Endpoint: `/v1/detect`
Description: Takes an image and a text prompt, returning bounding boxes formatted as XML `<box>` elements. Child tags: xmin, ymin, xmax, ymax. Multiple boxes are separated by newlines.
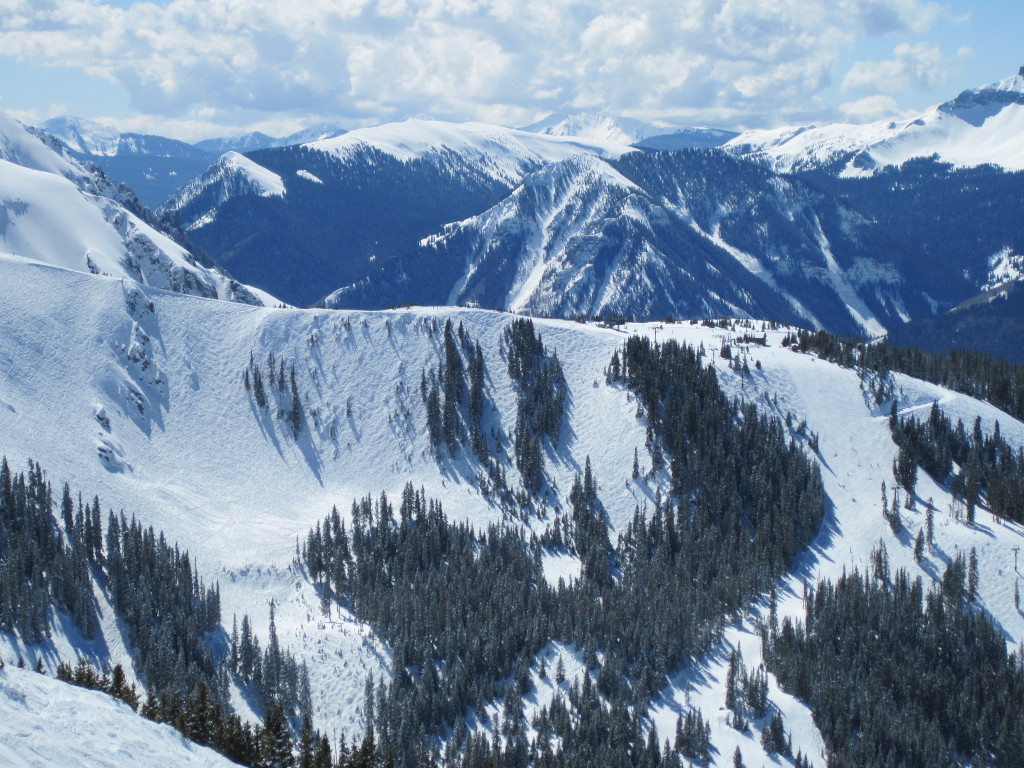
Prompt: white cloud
<box><xmin>842</xmin><ymin>42</ymin><xmax>947</xmax><ymax>94</ymax></box>
<box><xmin>839</xmin><ymin>94</ymin><xmax>911</xmax><ymax>121</ymax></box>
<box><xmin>0</xmin><ymin>0</ymin><xmax>949</xmax><ymax>131</ymax></box>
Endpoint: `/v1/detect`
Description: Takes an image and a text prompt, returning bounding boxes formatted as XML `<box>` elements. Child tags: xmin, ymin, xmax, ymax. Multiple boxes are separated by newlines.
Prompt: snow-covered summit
<box><xmin>520</xmin><ymin>112</ymin><xmax>670</xmax><ymax>145</ymax></box>
<box><xmin>160</xmin><ymin>150</ymin><xmax>286</xmax><ymax>223</ymax></box>
<box><xmin>307</xmin><ymin>118</ymin><xmax>635</xmax><ymax>186</ymax></box>
<box><xmin>726</xmin><ymin>66</ymin><xmax>1024</xmax><ymax>174</ymax></box>
<box><xmin>38</xmin><ymin>115</ymin><xmax>124</xmax><ymax>156</ymax></box>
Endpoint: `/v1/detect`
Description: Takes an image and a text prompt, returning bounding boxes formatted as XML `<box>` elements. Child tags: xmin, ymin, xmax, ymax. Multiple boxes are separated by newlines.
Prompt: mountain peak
<box><xmin>520</xmin><ymin>112</ymin><xmax>671</xmax><ymax>145</ymax></box>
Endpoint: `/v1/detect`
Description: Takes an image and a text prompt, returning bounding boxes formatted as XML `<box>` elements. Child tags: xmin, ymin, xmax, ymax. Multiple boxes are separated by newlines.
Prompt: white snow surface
<box><xmin>0</xmin><ymin>665</ymin><xmax>239</xmax><ymax>767</ymax></box>
<box><xmin>0</xmin><ymin>111</ymin><xmax>274</xmax><ymax>306</ymax></box>
<box><xmin>2</xmin><ymin>256</ymin><xmax>1024</xmax><ymax>764</ymax></box>
<box><xmin>306</xmin><ymin>118</ymin><xmax>635</xmax><ymax>186</ymax></box>
<box><xmin>726</xmin><ymin>69</ymin><xmax>1024</xmax><ymax>174</ymax></box>
<box><xmin>220</xmin><ymin>151</ymin><xmax>286</xmax><ymax>197</ymax></box>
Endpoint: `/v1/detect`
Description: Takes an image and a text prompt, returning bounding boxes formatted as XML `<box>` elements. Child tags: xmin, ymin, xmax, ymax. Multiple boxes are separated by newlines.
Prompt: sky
<box><xmin>0</xmin><ymin>0</ymin><xmax>1021</xmax><ymax>141</ymax></box>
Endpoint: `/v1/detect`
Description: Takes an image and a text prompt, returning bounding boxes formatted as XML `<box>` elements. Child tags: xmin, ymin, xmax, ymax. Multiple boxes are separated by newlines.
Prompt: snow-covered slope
<box><xmin>0</xmin><ymin>112</ymin><xmax>272</xmax><ymax>305</ymax></box>
<box><xmin>2</xmin><ymin>254</ymin><xmax>1023</xmax><ymax>766</ymax></box>
<box><xmin>726</xmin><ymin>66</ymin><xmax>1024</xmax><ymax>174</ymax></box>
<box><xmin>0</xmin><ymin>665</ymin><xmax>239</xmax><ymax>767</ymax></box>
<box><xmin>168</xmin><ymin>151</ymin><xmax>286</xmax><ymax>219</ymax></box>
<box><xmin>306</xmin><ymin>118</ymin><xmax>634</xmax><ymax>186</ymax></box>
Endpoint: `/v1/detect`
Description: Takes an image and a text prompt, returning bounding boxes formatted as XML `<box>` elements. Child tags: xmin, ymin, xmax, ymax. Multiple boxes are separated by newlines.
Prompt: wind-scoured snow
<box><xmin>2</xmin><ymin>256</ymin><xmax>1023</xmax><ymax>764</ymax></box>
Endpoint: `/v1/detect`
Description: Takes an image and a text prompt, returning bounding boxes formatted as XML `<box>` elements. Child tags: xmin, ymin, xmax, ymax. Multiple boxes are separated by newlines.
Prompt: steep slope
<box><xmin>329</xmin><ymin>150</ymin><xmax>915</xmax><ymax>337</ymax></box>
<box><xmin>726</xmin><ymin>66</ymin><xmax>1024</xmax><ymax>175</ymax></box>
<box><xmin>0</xmin><ymin>112</ymin><xmax>271</xmax><ymax>305</ymax></box>
<box><xmin>159</xmin><ymin>121</ymin><xmax>634</xmax><ymax>307</ymax></box>
<box><xmin>0</xmin><ymin>666</ymin><xmax>239</xmax><ymax>767</ymax></box>
<box><xmin>886</xmin><ymin>280</ymin><xmax>1024</xmax><ymax>363</ymax></box>
<box><xmin>2</xmin><ymin>255</ymin><xmax>1024</xmax><ymax>766</ymax></box>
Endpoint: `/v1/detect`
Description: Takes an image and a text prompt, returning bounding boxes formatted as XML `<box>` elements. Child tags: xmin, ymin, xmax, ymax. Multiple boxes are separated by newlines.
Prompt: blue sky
<box><xmin>0</xmin><ymin>0</ymin><xmax>1020</xmax><ymax>141</ymax></box>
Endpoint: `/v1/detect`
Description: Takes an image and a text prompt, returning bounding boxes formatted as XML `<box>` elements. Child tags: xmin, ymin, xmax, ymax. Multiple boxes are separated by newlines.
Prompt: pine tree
<box><xmin>290</xmin><ymin>366</ymin><xmax>302</xmax><ymax>439</ymax></box>
<box><xmin>259</xmin><ymin>701</ymin><xmax>294</xmax><ymax>768</ymax></box>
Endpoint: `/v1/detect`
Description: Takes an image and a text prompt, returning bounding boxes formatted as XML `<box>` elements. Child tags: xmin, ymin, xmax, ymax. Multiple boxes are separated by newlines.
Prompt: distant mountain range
<box><xmin>145</xmin><ymin>68</ymin><xmax>1023</xmax><ymax>353</ymax></box>
<box><xmin>724</xmin><ymin>66</ymin><xmax>1024</xmax><ymax>174</ymax></box>
<box><xmin>22</xmin><ymin>68</ymin><xmax>1024</xmax><ymax>358</ymax></box>
<box><xmin>35</xmin><ymin>117</ymin><xmax>347</xmax><ymax>208</ymax></box>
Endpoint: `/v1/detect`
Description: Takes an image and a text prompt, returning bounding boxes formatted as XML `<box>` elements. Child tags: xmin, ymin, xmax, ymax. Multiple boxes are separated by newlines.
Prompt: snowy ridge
<box><xmin>307</xmin><ymin>118</ymin><xmax>634</xmax><ymax>186</ymax></box>
<box><xmin>168</xmin><ymin>151</ymin><xmax>285</xmax><ymax>213</ymax></box>
<box><xmin>2</xmin><ymin>255</ymin><xmax>1024</xmax><ymax>765</ymax></box>
<box><xmin>726</xmin><ymin>66</ymin><xmax>1024</xmax><ymax>174</ymax></box>
<box><xmin>0</xmin><ymin>112</ymin><xmax>273</xmax><ymax>305</ymax></box>
<box><xmin>219</xmin><ymin>152</ymin><xmax>285</xmax><ymax>197</ymax></box>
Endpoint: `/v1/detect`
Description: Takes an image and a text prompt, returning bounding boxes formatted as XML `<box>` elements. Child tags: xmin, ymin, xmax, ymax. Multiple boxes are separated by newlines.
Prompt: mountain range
<box><xmin>36</xmin><ymin>116</ymin><xmax>348</xmax><ymax>208</ymax></box>
<box><xmin>1</xmin><ymin>68</ymin><xmax>1024</xmax><ymax>766</ymax></box>
<box><xmin>145</xmin><ymin>69</ymin><xmax>1024</xmax><ymax>351</ymax></box>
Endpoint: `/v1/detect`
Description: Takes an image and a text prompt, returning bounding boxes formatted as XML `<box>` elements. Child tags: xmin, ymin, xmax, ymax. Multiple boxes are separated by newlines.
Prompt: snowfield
<box><xmin>0</xmin><ymin>664</ymin><xmax>239</xmax><ymax>767</ymax></box>
<box><xmin>1</xmin><ymin>254</ymin><xmax>1023</xmax><ymax>765</ymax></box>
<box><xmin>0</xmin><ymin>112</ymin><xmax>275</xmax><ymax>306</ymax></box>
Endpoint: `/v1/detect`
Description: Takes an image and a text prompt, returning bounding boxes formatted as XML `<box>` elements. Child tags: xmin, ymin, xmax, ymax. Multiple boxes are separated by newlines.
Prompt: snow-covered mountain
<box><xmin>726</xmin><ymin>66</ymin><xmax>1024</xmax><ymax>175</ymax></box>
<box><xmin>158</xmin><ymin>72</ymin><xmax>1024</xmax><ymax>337</ymax></box>
<box><xmin>520</xmin><ymin>112</ymin><xmax>672</xmax><ymax>145</ymax></box>
<box><xmin>193</xmin><ymin>122</ymin><xmax>348</xmax><ymax>154</ymax></box>
<box><xmin>0</xmin><ymin>112</ymin><xmax>272</xmax><ymax>305</ymax></box>
<box><xmin>37</xmin><ymin>116</ymin><xmax>220</xmax><ymax>208</ymax></box>
<box><xmin>193</xmin><ymin>131</ymin><xmax>279</xmax><ymax>155</ymax></box>
<box><xmin>305</xmin><ymin>118</ymin><xmax>633</xmax><ymax>184</ymax></box>
<box><xmin>325</xmin><ymin>148</ymin><xmax>941</xmax><ymax>337</ymax></box>
<box><xmin>2</xmin><ymin>252</ymin><xmax>1024</xmax><ymax>764</ymax></box>
<box><xmin>157</xmin><ymin>119</ymin><xmax>636</xmax><ymax>308</ymax></box>
<box><xmin>168</xmin><ymin>151</ymin><xmax>286</xmax><ymax>227</ymax></box>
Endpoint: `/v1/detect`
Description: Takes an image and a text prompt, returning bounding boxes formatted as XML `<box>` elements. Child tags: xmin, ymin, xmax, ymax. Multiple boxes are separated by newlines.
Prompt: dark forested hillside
<box><xmin>767</xmin><ymin>566</ymin><xmax>1024</xmax><ymax>768</ymax></box>
<box><xmin>177</xmin><ymin>145</ymin><xmax>513</xmax><ymax>307</ymax></box>
<box><xmin>302</xmin><ymin>334</ymin><xmax>826</xmax><ymax>766</ymax></box>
